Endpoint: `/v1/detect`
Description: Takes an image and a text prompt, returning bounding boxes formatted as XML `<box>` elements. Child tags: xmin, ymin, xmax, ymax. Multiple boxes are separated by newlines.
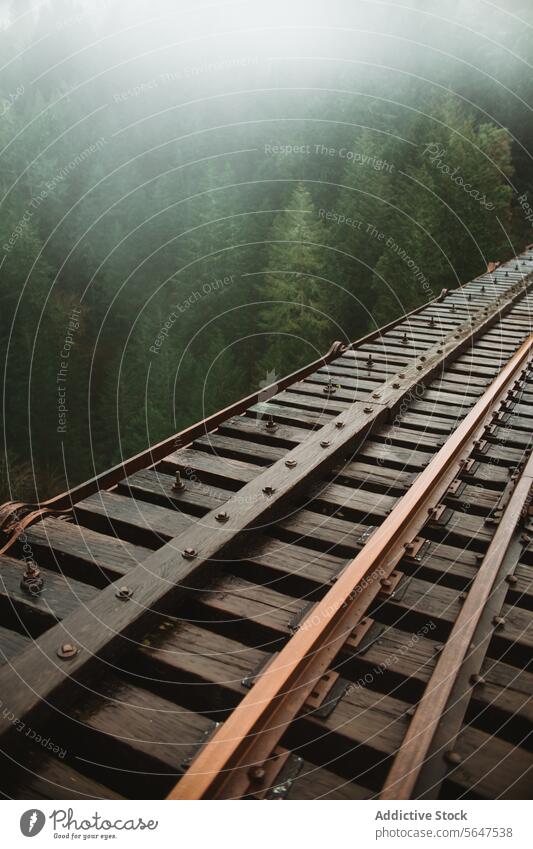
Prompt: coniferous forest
<box><xmin>1</xmin><ymin>0</ymin><xmax>532</xmax><ymax>502</ymax></box>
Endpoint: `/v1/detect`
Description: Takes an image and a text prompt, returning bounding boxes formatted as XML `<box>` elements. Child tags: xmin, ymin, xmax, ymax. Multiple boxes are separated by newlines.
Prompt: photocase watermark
<box><xmin>347</xmin><ymin>620</ymin><xmax>436</xmax><ymax>694</ymax></box>
<box><xmin>264</xmin><ymin>143</ymin><xmax>394</xmax><ymax>172</ymax></box>
<box><xmin>150</xmin><ymin>274</ymin><xmax>234</xmax><ymax>355</ymax></box>
<box><xmin>318</xmin><ymin>207</ymin><xmax>364</xmax><ymax>230</ymax></box>
<box><xmin>56</xmin><ymin>306</ymin><xmax>82</xmax><ymax>434</ymax></box>
<box><xmin>112</xmin><ymin>57</ymin><xmax>261</xmax><ymax>103</ymax></box>
<box><xmin>2</xmin><ymin>138</ymin><xmax>107</xmax><ymax>256</ymax></box>
<box><xmin>0</xmin><ymin>698</ymin><xmax>67</xmax><ymax>760</ymax></box>
<box><xmin>19</xmin><ymin>806</ymin><xmax>159</xmax><ymax>838</ymax></box>
<box><xmin>0</xmin><ymin>84</ymin><xmax>24</xmax><ymax>117</ymax></box>
<box><xmin>422</xmin><ymin>142</ymin><xmax>495</xmax><ymax>210</ymax></box>
<box><xmin>368</xmin><ymin>223</ymin><xmax>433</xmax><ymax>298</ymax></box>
<box><xmin>517</xmin><ymin>193</ymin><xmax>533</xmax><ymax>228</ymax></box>
<box><xmin>20</xmin><ymin>809</ymin><xmax>46</xmax><ymax>838</ymax></box>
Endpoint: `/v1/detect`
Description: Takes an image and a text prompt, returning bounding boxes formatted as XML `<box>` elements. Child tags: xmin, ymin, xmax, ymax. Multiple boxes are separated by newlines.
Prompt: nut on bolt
<box><xmin>285</xmin><ymin>459</ymin><xmax>297</xmax><ymax>469</ymax></box>
<box><xmin>215</xmin><ymin>511</ymin><xmax>229</xmax><ymax>522</ymax></box>
<box><xmin>116</xmin><ymin>586</ymin><xmax>133</xmax><ymax>600</ymax></box>
<box><xmin>182</xmin><ymin>547</ymin><xmax>197</xmax><ymax>560</ymax></box>
<box><xmin>57</xmin><ymin>643</ymin><xmax>78</xmax><ymax>660</ymax></box>
<box><xmin>444</xmin><ymin>751</ymin><xmax>462</xmax><ymax>766</ymax></box>
<box><xmin>262</xmin><ymin>485</ymin><xmax>276</xmax><ymax>497</ymax></box>
<box><xmin>172</xmin><ymin>471</ymin><xmax>186</xmax><ymax>492</ymax></box>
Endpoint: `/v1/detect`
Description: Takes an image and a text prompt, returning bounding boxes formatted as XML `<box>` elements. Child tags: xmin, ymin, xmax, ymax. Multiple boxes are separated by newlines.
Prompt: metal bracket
<box><xmin>427</xmin><ymin>504</ymin><xmax>454</xmax><ymax>527</ymax></box>
<box><xmin>344</xmin><ymin>618</ymin><xmax>385</xmax><ymax>656</ymax></box>
<box><xmin>180</xmin><ymin>721</ymin><xmax>221</xmax><ymax>771</ymax></box>
<box><xmin>242</xmin><ymin>652</ymin><xmax>279</xmax><ymax>690</ymax></box>
<box><xmin>402</xmin><ymin>536</ymin><xmax>431</xmax><ymax>562</ymax></box>
<box><xmin>303</xmin><ymin>670</ymin><xmax>350</xmax><ymax>719</ymax></box>
<box><xmin>265</xmin><ymin>751</ymin><xmax>305</xmax><ymax>800</ymax></box>
<box><xmin>378</xmin><ymin>570</ymin><xmax>405</xmax><ymax>599</ymax></box>
<box><xmin>288</xmin><ymin>601</ymin><xmax>316</xmax><ymax>634</ymax></box>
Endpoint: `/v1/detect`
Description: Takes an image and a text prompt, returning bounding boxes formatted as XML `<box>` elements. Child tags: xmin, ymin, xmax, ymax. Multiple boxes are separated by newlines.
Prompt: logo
<box><xmin>20</xmin><ymin>810</ymin><xmax>46</xmax><ymax>837</ymax></box>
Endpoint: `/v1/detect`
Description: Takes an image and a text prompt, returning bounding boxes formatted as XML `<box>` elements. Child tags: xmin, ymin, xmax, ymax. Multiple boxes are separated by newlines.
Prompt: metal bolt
<box><xmin>392</xmin><ymin>381</ymin><xmax>400</xmax><ymax>389</ymax></box>
<box><xmin>380</xmin><ymin>578</ymin><xmax>392</xmax><ymax>589</ymax></box>
<box><xmin>323</xmin><ymin>381</ymin><xmax>336</xmax><ymax>396</ymax></box>
<box><xmin>420</xmin><ymin>356</ymin><xmax>426</xmax><ymax>362</ymax></box>
<box><xmin>401</xmin><ymin>332</ymin><xmax>408</xmax><ymax>345</ymax></box>
<box><xmin>470</xmin><ymin>673</ymin><xmax>485</xmax><ymax>686</ymax></box>
<box><xmin>505</xmin><ymin>574</ymin><xmax>518</xmax><ymax>585</ymax></box>
<box><xmin>115</xmin><ymin>586</ymin><xmax>133</xmax><ymax>600</ymax></box>
<box><xmin>172</xmin><ymin>471</ymin><xmax>186</xmax><ymax>492</ymax></box>
<box><xmin>20</xmin><ymin>563</ymin><xmax>44</xmax><ymax>596</ymax></box>
<box><xmin>434</xmin><ymin>644</ymin><xmax>444</xmax><ymax>653</ymax></box>
<box><xmin>262</xmin><ymin>486</ymin><xmax>276</xmax><ymax>496</ymax></box>
<box><xmin>492</xmin><ymin>616</ymin><xmax>505</xmax><ymax>629</ymax></box>
<box><xmin>406</xmin><ymin>706</ymin><xmax>416</xmax><ymax>717</ymax></box>
<box><xmin>444</xmin><ymin>751</ymin><xmax>462</xmax><ymax>766</ymax></box>
<box><xmin>285</xmin><ymin>459</ymin><xmax>297</xmax><ymax>469</ymax></box>
<box><xmin>57</xmin><ymin>643</ymin><xmax>78</xmax><ymax>660</ymax></box>
<box><xmin>215</xmin><ymin>511</ymin><xmax>229</xmax><ymax>522</ymax></box>
<box><xmin>182</xmin><ymin>548</ymin><xmax>197</xmax><ymax>559</ymax></box>
<box><xmin>248</xmin><ymin>765</ymin><xmax>266</xmax><ymax>784</ymax></box>
<box><xmin>364</xmin><ymin>406</ymin><xmax>373</xmax><ymax>413</ymax></box>
<box><xmin>372</xmin><ymin>392</ymin><xmax>381</xmax><ymax>399</ymax></box>
<box><xmin>335</xmin><ymin>420</ymin><xmax>344</xmax><ymax>428</ymax></box>
<box><xmin>320</xmin><ymin>440</ymin><xmax>330</xmax><ymax>448</ymax></box>
<box><xmin>458</xmin><ymin>593</ymin><xmax>467</xmax><ymax>603</ymax></box>
<box><xmin>265</xmin><ymin>416</ymin><xmax>278</xmax><ymax>432</ymax></box>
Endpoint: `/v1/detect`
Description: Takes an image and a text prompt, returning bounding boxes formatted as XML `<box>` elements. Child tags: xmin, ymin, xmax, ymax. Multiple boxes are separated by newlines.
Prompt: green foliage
<box><xmin>0</xmin><ymin>1</ymin><xmax>529</xmax><ymax>501</ymax></box>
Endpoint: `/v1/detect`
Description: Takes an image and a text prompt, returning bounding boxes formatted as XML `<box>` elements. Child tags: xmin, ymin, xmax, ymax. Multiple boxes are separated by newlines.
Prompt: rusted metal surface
<box><xmin>381</xmin><ymin>445</ymin><xmax>533</xmax><ymax>800</ymax></box>
<box><xmin>169</xmin><ymin>334</ymin><xmax>533</xmax><ymax>800</ymax></box>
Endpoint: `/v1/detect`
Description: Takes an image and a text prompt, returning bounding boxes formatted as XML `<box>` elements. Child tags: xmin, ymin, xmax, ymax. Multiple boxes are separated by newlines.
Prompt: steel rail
<box><xmin>0</xmin><ymin>267</ymin><xmax>529</xmax><ymax>762</ymax></box>
<box><xmin>0</xmin><ymin>287</ymin><xmax>456</xmax><ymax>524</ymax></box>
<box><xmin>169</xmin><ymin>333</ymin><xmax>533</xmax><ymax>800</ymax></box>
<box><xmin>380</xmin><ymin>436</ymin><xmax>533</xmax><ymax>800</ymax></box>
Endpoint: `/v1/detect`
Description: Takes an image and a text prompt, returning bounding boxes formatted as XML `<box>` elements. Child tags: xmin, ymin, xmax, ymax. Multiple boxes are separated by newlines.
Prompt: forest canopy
<box><xmin>1</xmin><ymin>0</ymin><xmax>532</xmax><ymax>501</ymax></box>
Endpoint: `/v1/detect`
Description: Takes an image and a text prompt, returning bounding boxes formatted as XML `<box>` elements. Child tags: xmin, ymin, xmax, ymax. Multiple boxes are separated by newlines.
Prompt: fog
<box><xmin>1</xmin><ymin>0</ymin><xmax>532</xmax><ymax>499</ymax></box>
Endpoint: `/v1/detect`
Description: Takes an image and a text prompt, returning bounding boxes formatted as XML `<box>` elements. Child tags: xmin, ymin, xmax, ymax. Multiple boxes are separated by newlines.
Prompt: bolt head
<box><xmin>57</xmin><ymin>643</ymin><xmax>78</xmax><ymax>660</ymax></box>
<box><xmin>182</xmin><ymin>548</ymin><xmax>197</xmax><ymax>559</ymax></box>
<box><xmin>215</xmin><ymin>511</ymin><xmax>229</xmax><ymax>522</ymax></box>
<box><xmin>248</xmin><ymin>765</ymin><xmax>266</xmax><ymax>784</ymax></box>
<box><xmin>492</xmin><ymin>616</ymin><xmax>505</xmax><ymax>629</ymax></box>
<box><xmin>262</xmin><ymin>486</ymin><xmax>276</xmax><ymax>496</ymax></box>
<box><xmin>320</xmin><ymin>440</ymin><xmax>330</xmax><ymax>448</ymax></box>
<box><xmin>444</xmin><ymin>751</ymin><xmax>462</xmax><ymax>766</ymax></box>
<box><xmin>116</xmin><ymin>586</ymin><xmax>133</xmax><ymax>600</ymax></box>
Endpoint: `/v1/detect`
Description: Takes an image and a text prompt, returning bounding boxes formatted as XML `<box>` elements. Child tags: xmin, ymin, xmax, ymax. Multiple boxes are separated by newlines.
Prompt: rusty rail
<box><xmin>381</xmin><ymin>439</ymin><xmax>533</xmax><ymax>800</ymax></box>
<box><xmin>169</xmin><ymin>333</ymin><xmax>533</xmax><ymax>800</ymax></box>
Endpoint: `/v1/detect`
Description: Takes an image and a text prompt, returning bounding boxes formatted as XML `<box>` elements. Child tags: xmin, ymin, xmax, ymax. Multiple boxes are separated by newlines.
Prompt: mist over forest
<box><xmin>1</xmin><ymin>0</ymin><xmax>532</xmax><ymax>502</ymax></box>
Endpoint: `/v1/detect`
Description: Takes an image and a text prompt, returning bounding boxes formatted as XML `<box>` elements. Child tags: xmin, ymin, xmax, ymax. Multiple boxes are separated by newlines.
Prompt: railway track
<box><xmin>0</xmin><ymin>249</ymin><xmax>532</xmax><ymax>801</ymax></box>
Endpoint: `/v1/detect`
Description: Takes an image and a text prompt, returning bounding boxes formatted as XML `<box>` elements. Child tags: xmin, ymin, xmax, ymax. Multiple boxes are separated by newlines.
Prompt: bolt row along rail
<box><xmin>0</xmin><ymin>248</ymin><xmax>532</xmax><ymax>800</ymax></box>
